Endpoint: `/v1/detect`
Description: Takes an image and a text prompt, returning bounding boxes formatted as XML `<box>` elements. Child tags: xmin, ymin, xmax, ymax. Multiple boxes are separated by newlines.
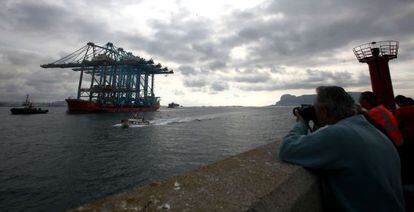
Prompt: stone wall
<box><xmin>70</xmin><ymin>141</ymin><xmax>322</xmax><ymax>211</ymax></box>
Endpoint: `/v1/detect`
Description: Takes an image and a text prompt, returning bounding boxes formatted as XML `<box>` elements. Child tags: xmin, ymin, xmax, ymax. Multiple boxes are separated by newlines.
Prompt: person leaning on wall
<box><xmin>279</xmin><ymin>86</ymin><xmax>405</xmax><ymax>212</ymax></box>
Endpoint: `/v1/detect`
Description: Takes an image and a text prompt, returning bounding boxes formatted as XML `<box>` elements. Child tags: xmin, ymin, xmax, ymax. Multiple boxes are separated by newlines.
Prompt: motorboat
<box><xmin>168</xmin><ymin>102</ymin><xmax>180</xmax><ymax>108</ymax></box>
<box><xmin>121</xmin><ymin>114</ymin><xmax>150</xmax><ymax>128</ymax></box>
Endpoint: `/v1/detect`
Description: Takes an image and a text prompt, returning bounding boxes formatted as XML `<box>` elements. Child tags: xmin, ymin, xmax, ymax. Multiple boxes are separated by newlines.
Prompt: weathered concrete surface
<box><xmin>70</xmin><ymin>141</ymin><xmax>322</xmax><ymax>212</ymax></box>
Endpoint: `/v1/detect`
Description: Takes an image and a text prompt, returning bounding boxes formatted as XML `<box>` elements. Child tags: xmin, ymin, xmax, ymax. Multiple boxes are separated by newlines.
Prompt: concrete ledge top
<box><xmin>71</xmin><ymin>141</ymin><xmax>321</xmax><ymax>211</ymax></box>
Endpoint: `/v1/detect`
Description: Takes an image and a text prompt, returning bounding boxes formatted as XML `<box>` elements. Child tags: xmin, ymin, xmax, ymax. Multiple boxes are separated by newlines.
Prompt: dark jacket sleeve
<box><xmin>279</xmin><ymin>122</ymin><xmax>347</xmax><ymax>170</ymax></box>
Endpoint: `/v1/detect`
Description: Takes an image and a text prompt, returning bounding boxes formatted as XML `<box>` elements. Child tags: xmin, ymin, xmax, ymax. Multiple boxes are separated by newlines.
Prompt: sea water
<box><xmin>0</xmin><ymin>106</ymin><xmax>295</xmax><ymax>211</ymax></box>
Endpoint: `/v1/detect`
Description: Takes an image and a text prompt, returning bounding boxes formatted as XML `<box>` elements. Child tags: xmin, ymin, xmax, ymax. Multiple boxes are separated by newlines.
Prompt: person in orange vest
<box><xmin>395</xmin><ymin>95</ymin><xmax>414</xmax><ymax>211</ymax></box>
<box><xmin>395</xmin><ymin>95</ymin><xmax>414</xmax><ymax>144</ymax></box>
<box><xmin>359</xmin><ymin>91</ymin><xmax>404</xmax><ymax>147</ymax></box>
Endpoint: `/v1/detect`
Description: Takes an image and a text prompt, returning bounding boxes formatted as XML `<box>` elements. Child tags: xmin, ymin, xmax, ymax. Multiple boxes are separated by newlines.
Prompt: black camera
<box><xmin>292</xmin><ymin>104</ymin><xmax>317</xmax><ymax>123</ymax></box>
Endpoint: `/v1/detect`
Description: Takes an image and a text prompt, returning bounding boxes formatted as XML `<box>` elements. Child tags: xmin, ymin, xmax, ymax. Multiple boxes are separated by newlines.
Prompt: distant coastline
<box><xmin>275</xmin><ymin>92</ymin><xmax>361</xmax><ymax>106</ymax></box>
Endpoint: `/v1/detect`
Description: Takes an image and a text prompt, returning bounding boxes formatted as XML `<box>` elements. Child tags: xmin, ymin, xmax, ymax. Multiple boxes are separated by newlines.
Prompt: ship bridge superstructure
<box><xmin>41</xmin><ymin>42</ymin><xmax>173</xmax><ymax>107</ymax></box>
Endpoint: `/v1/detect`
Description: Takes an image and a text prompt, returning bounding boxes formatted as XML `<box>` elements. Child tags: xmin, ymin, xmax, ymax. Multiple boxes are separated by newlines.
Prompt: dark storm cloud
<box><xmin>0</xmin><ymin>50</ymin><xmax>78</xmax><ymax>101</ymax></box>
<box><xmin>152</xmin><ymin>0</ymin><xmax>412</xmax><ymax>92</ymax></box>
<box><xmin>183</xmin><ymin>78</ymin><xmax>207</xmax><ymax>88</ymax></box>
<box><xmin>398</xmin><ymin>44</ymin><xmax>414</xmax><ymax>62</ymax></box>
<box><xmin>208</xmin><ymin>0</ymin><xmax>414</xmax><ymax>93</ymax></box>
<box><xmin>0</xmin><ymin>46</ymin><xmax>79</xmax><ymax>101</ymax></box>
<box><xmin>124</xmin><ymin>12</ymin><xmax>230</xmax><ymax>65</ymax></box>
<box><xmin>0</xmin><ymin>70</ymin><xmax>78</xmax><ymax>101</ymax></box>
<box><xmin>1</xmin><ymin>49</ymin><xmax>44</xmax><ymax>66</ymax></box>
<box><xmin>0</xmin><ymin>0</ymin><xmax>413</xmax><ymax>101</ymax></box>
<box><xmin>0</xmin><ymin>71</ymin><xmax>17</xmax><ymax>79</ymax></box>
<box><xmin>5</xmin><ymin>2</ymin><xmax>68</xmax><ymax>31</ymax></box>
<box><xmin>23</xmin><ymin>69</ymin><xmax>78</xmax><ymax>99</ymax></box>
<box><xmin>210</xmin><ymin>81</ymin><xmax>229</xmax><ymax>92</ymax></box>
<box><xmin>221</xmin><ymin>0</ymin><xmax>414</xmax><ymax>68</ymax></box>
<box><xmin>0</xmin><ymin>0</ymin><xmax>113</xmax><ymax>44</ymax></box>
<box><xmin>305</xmin><ymin>69</ymin><xmax>353</xmax><ymax>83</ymax></box>
<box><xmin>0</xmin><ymin>0</ymin><xmax>117</xmax><ymax>101</ymax></box>
<box><xmin>208</xmin><ymin>60</ymin><xmax>226</xmax><ymax>70</ymax></box>
<box><xmin>270</xmin><ymin>66</ymin><xmax>287</xmax><ymax>74</ymax></box>
<box><xmin>237</xmin><ymin>69</ymin><xmax>370</xmax><ymax>91</ymax></box>
<box><xmin>178</xmin><ymin>65</ymin><xmax>197</xmax><ymax>75</ymax></box>
<box><xmin>232</xmin><ymin>71</ymin><xmax>270</xmax><ymax>83</ymax></box>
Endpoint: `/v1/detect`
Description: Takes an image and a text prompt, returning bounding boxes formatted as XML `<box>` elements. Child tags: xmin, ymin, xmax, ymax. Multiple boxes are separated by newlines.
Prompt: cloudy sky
<box><xmin>0</xmin><ymin>0</ymin><xmax>413</xmax><ymax>106</ymax></box>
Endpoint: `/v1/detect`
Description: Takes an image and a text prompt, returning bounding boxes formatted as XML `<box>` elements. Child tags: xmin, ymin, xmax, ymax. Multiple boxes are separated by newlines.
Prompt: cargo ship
<box><xmin>41</xmin><ymin>42</ymin><xmax>173</xmax><ymax>113</ymax></box>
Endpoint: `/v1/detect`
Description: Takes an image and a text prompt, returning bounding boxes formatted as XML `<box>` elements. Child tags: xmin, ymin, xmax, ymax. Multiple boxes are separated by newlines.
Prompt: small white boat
<box><xmin>121</xmin><ymin>115</ymin><xmax>150</xmax><ymax>128</ymax></box>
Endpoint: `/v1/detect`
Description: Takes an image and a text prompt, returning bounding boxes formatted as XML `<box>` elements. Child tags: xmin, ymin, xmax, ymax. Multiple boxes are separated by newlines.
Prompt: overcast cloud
<box><xmin>0</xmin><ymin>0</ymin><xmax>413</xmax><ymax>105</ymax></box>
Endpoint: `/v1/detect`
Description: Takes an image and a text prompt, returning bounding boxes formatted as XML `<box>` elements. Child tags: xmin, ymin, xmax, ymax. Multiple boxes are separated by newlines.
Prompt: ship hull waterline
<box><xmin>10</xmin><ymin>108</ymin><xmax>49</xmax><ymax>115</ymax></box>
<box><xmin>65</xmin><ymin>99</ymin><xmax>160</xmax><ymax>113</ymax></box>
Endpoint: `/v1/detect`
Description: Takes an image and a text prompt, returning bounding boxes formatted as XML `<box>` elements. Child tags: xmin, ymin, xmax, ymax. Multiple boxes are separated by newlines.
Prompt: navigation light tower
<box><xmin>353</xmin><ymin>40</ymin><xmax>399</xmax><ymax>110</ymax></box>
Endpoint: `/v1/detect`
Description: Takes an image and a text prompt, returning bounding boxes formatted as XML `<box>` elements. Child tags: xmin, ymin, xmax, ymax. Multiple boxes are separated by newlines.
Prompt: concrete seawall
<box><xmin>71</xmin><ymin>141</ymin><xmax>322</xmax><ymax>211</ymax></box>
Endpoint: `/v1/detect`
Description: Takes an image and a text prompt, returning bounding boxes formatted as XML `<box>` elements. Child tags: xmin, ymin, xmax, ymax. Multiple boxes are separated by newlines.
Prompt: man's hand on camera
<box><xmin>294</xmin><ymin>110</ymin><xmax>306</xmax><ymax>124</ymax></box>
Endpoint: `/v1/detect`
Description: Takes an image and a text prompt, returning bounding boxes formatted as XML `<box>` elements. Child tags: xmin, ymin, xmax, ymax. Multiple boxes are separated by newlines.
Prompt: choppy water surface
<box><xmin>0</xmin><ymin>106</ymin><xmax>294</xmax><ymax>211</ymax></box>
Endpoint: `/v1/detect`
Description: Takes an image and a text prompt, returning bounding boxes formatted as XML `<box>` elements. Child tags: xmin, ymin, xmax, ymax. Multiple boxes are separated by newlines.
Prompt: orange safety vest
<box><xmin>368</xmin><ymin>105</ymin><xmax>404</xmax><ymax>146</ymax></box>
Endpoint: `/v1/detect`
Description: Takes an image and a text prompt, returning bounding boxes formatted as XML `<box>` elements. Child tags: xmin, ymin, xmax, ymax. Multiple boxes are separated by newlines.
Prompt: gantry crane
<box><xmin>41</xmin><ymin>42</ymin><xmax>173</xmax><ymax>112</ymax></box>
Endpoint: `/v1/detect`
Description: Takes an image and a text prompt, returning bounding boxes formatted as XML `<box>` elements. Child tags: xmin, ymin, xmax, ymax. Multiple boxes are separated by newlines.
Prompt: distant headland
<box><xmin>275</xmin><ymin>92</ymin><xmax>361</xmax><ymax>106</ymax></box>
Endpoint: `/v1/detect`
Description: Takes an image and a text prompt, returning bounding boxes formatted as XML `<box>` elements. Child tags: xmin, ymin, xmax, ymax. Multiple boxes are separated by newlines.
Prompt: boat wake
<box><xmin>113</xmin><ymin>113</ymin><xmax>224</xmax><ymax>128</ymax></box>
<box><xmin>151</xmin><ymin>114</ymin><xmax>218</xmax><ymax>126</ymax></box>
<box><xmin>113</xmin><ymin>123</ymin><xmax>148</xmax><ymax>128</ymax></box>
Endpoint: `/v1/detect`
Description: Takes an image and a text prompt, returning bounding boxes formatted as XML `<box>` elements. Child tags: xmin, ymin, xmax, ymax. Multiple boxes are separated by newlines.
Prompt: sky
<box><xmin>0</xmin><ymin>0</ymin><xmax>413</xmax><ymax>106</ymax></box>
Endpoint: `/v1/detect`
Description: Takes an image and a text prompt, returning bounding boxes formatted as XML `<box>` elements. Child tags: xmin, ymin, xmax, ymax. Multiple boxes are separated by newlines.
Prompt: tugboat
<box><xmin>10</xmin><ymin>95</ymin><xmax>49</xmax><ymax>115</ymax></box>
<box><xmin>168</xmin><ymin>102</ymin><xmax>180</xmax><ymax>108</ymax></box>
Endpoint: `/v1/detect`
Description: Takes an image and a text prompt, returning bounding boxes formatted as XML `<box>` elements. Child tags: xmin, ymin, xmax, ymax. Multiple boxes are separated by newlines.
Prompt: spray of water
<box><xmin>113</xmin><ymin>113</ymin><xmax>228</xmax><ymax>128</ymax></box>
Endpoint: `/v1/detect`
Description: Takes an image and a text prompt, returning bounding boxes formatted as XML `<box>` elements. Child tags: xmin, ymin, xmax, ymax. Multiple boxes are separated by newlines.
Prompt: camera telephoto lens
<box><xmin>292</xmin><ymin>104</ymin><xmax>317</xmax><ymax>123</ymax></box>
<box><xmin>292</xmin><ymin>107</ymin><xmax>300</xmax><ymax>116</ymax></box>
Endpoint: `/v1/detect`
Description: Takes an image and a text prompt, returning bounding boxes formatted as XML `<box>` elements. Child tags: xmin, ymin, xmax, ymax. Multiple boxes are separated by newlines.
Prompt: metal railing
<box><xmin>353</xmin><ymin>40</ymin><xmax>399</xmax><ymax>62</ymax></box>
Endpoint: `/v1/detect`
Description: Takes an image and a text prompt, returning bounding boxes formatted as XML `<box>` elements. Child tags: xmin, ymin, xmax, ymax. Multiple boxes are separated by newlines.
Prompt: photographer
<box><xmin>279</xmin><ymin>86</ymin><xmax>405</xmax><ymax>212</ymax></box>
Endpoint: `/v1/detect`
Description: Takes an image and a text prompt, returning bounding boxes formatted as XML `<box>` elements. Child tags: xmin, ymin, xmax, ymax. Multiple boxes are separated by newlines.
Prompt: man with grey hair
<box><xmin>279</xmin><ymin>86</ymin><xmax>405</xmax><ymax>212</ymax></box>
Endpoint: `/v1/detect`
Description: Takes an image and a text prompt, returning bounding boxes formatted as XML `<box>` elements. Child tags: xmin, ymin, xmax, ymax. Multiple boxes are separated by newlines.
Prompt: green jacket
<box><xmin>280</xmin><ymin>115</ymin><xmax>405</xmax><ymax>212</ymax></box>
